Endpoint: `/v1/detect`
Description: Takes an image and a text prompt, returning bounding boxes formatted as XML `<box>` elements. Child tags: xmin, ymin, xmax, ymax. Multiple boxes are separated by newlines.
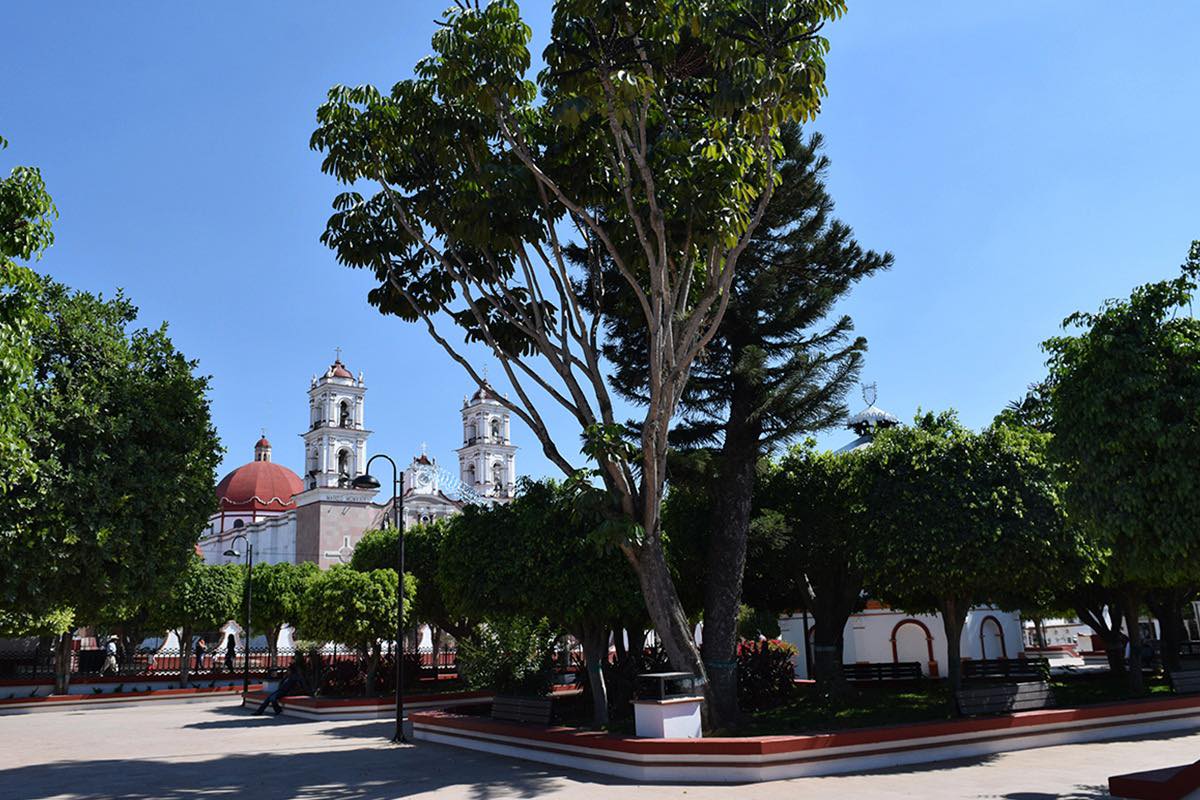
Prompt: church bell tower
<box><xmin>301</xmin><ymin>352</ymin><xmax>371</xmax><ymax>490</ymax></box>
<box><xmin>456</xmin><ymin>382</ymin><xmax>517</xmax><ymax>501</ymax></box>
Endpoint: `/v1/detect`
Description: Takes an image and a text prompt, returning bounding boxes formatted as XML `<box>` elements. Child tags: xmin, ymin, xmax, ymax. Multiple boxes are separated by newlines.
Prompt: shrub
<box><xmin>459</xmin><ymin>617</ymin><xmax>558</xmax><ymax>697</ymax></box>
<box><xmin>737</xmin><ymin>639</ymin><xmax>797</xmax><ymax>711</ymax></box>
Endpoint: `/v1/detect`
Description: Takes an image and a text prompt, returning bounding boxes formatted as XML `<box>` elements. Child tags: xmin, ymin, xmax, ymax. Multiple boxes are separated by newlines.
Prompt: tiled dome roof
<box><xmin>215</xmin><ymin>459</ymin><xmax>302</xmax><ymax>513</ymax></box>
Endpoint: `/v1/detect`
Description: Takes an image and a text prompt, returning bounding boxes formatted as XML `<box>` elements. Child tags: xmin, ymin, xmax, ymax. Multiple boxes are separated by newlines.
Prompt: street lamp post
<box><xmin>353</xmin><ymin>454</ymin><xmax>405</xmax><ymax>743</ymax></box>
<box><xmin>223</xmin><ymin>534</ymin><xmax>253</xmax><ymax>695</ymax></box>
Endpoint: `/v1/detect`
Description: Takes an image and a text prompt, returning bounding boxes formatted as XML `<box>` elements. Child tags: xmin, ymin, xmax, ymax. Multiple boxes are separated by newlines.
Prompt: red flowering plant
<box><xmin>736</xmin><ymin>639</ymin><xmax>798</xmax><ymax>711</ymax></box>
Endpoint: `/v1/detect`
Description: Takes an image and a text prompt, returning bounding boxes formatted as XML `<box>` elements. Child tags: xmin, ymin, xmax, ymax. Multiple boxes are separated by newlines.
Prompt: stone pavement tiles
<box><xmin>1</xmin><ymin>697</ymin><xmax>1197</xmax><ymax>799</ymax></box>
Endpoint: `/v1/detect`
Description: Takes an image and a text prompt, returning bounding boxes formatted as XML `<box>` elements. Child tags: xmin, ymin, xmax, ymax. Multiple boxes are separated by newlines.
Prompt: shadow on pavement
<box><xmin>0</xmin><ymin>744</ymin><xmax>588</xmax><ymax>800</ymax></box>
<box><xmin>1000</xmin><ymin>788</ymin><xmax>1112</xmax><ymax>800</ymax></box>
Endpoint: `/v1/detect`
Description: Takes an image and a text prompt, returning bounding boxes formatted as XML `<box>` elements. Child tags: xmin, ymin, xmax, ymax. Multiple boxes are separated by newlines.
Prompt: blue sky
<box><xmin>5</xmin><ymin>2</ymin><xmax>1198</xmax><ymax>482</ymax></box>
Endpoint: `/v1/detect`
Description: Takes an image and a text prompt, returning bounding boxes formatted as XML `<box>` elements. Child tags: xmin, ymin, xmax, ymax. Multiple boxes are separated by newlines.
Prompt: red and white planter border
<box><xmin>412</xmin><ymin>695</ymin><xmax>1200</xmax><ymax>783</ymax></box>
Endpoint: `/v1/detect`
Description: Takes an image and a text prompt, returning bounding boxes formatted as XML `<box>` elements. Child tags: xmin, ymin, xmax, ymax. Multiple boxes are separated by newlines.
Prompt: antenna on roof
<box><xmin>862</xmin><ymin>382</ymin><xmax>877</xmax><ymax>407</ymax></box>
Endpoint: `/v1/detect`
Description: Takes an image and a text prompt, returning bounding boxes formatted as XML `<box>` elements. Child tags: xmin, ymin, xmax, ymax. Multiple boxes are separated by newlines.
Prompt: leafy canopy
<box><xmin>0</xmin><ymin>275</ymin><xmax>222</xmax><ymax>629</ymax></box>
<box><xmin>1043</xmin><ymin>243</ymin><xmax>1200</xmax><ymax>588</ymax></box>
<box><xmin>299</xmin><ymin>565</ymin><xmax>413</xmax><ymax>651</ymax></box>
<box><xmin>0</xmin><ymin>136</ymin><xmax>56</xmax><ymax>488</ymax></box>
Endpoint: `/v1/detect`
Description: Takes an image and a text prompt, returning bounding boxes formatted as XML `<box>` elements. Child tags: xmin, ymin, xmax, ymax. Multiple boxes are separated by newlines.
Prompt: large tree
<box><xmin>579</xmin><ymin>126</ymin><xmax>889</xmax><ymax>722</ymax></box>
<box><xmin>0</xmin><ymin>273</ymin><xmax>222</xmax><ymax>691</ymax></box>
<box><xmin>862</xmin><ymin>413</ymin><xmax>1081</xmax><ymax>692</ymax></box>
<box><xmin>250</xmin><ymin>561</ymin><xmax>320</xmax><ymax>670</ymax></box>
<box><xmin>309</xmin><ymin>0</ymin><xmax>846</xmax><ymax>698</ymax></box>
<box><xmin>352</xmin><ymin>520</ymin><xmax>474</xmax><ymax>644</ymax></box>
<box><xmin>758</xmin><ymin>443</ymin><xmax>869</xmax><ymax>693</ymax></box>
<box><xmin>299</xmin><ymin>565</ymin><xmax>413</xmax><ymax>696</ymax></box>
<box><xmin>439</xmin><ymin>479</ymin><xmax>645</xmax><ymax>725</ymax></box>
<box><xmin>149</xmin><ymin>560</ymin><xmax>244</xmax><ymax>689</ymax></box>
<box><xmin>1043</xmin><ymin>243</ymin><xmax>1200</xmax><ymax>692</ymax></box>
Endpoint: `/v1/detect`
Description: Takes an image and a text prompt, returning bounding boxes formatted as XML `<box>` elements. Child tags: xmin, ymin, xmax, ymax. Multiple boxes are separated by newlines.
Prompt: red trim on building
<box><xmin>890</xmin><ymin>618</ymin><xmax>937</xmax><ymax>676</ymax></box>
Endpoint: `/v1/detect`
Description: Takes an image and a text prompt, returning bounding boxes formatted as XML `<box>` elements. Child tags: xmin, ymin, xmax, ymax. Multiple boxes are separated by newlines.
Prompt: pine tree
<box><xmin>580</xmin><ymin>125</ymin><xmax>891</xmax><ymax>724</ymax></box>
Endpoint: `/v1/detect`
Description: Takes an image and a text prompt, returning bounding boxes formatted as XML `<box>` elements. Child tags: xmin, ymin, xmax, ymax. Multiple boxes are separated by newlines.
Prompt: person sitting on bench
<box><xmin>255</xmin><ymin>662</ymin><xmax>306</xmax><ymax>716</ymax></box>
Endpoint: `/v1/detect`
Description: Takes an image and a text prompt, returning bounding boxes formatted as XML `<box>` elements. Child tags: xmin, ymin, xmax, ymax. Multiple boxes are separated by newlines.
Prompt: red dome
<box><xmin>255</xmin><ymin>436</ymin><xmax>271</xmax><ymax>449</ymax></box>
<box><xmin>329</xmin><ymin>359</ymin><xmax>353</xmax><ymax>379</ymax></box>
<box><xmin>215</xmin><ymin>460</ymin><xmax>303</xmax><ymax>513</ymax></box>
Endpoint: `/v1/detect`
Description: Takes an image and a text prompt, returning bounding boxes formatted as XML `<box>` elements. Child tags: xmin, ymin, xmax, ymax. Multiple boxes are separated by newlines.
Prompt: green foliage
<box><xmin>0</xmin><ymin>607</ymin><xmax>73</xmax><ymax>638</ymax></box>
<box><xmin>149</xmin><ymin>560</ymin><xmax>244</xmax><ymax>635</ymax></box>
<box><xmin>250</xmin><ymin>561</ymin><xmax>319</xmax><ymax>639</ymax></box>
<box><xmin>863</xmin><ymin>413</ymin><xmax>1086</xmax><ymax>613</ymax></box>
<box><xmin>298</xmin><ymin>565</ymin><xmax>413</xmax><ymax>651</ymax></box>
<box><xmin>758</xmin><ymin>442</ymin><xmax>869</xmax><ymax>615</ymax></box>
<box><xmin>438</xmin><ymin>478</ymin><xmax>645</xmax><ymax>632</ymax></box>
<box><xmin>736</xmin><ymin>639</ymin><xmax>797</xmax><ymax>711</ymax></box>
<box><xmin>586</xmin><ymin>126</ymin><xmax>890</xmax><ymax>451</ymax></box>
<box><xmin>0</xmin><ymin>274</ymin><xmax>222</xmax><ymax>629</ymax></box>
<box><xmin>1043</xmin><ymin>243</ymin><xmax>1200</xmax><ymax>588</ymax></box>
<box><xmin>0</xmin><ymin>137</ymin><xmax>56</xmax><ymax>489</ymax></box>
<box><xmin>351</xmin><ymin>521</ymin><xmax>457</xmax><ymax>633</ymax></box>
<box><xmin>457</xmin><ymin>616</ymin><xmax>558</xmax><ymax>697</ymax></box>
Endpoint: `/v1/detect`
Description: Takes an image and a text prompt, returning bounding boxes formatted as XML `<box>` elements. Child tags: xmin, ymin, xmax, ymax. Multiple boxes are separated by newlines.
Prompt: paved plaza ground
<box><xmin>1</xmin><ymin>697</ymin><xmax>1197</xmax><ymax>799</ymax></box>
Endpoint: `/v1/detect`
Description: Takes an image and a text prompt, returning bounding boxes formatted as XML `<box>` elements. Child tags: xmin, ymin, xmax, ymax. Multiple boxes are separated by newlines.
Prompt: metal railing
<box><xmin>0</xmin><ymin>645</ymin><xmax>459</xmax><ymax>681</ymax></box>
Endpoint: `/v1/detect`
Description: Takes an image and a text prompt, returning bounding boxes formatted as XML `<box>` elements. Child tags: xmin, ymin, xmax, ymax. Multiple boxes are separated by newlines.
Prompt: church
<box><xmin>197</xmin><ymin>355</ymin><xmax>518</xmax><ymax>568</ymax></box>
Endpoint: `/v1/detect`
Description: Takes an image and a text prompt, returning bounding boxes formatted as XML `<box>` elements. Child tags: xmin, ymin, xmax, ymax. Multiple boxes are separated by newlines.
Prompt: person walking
<box><xmin>99</xmin><ymin>636</ymin><xmax>119</xmax><ymax>676</ymax></box>
<box><xmin>193</xmin><ymin>637</ymin><xmax>207</xmax><ymax>673</ymax></box>
<box><xmin>223</xmin><ymin>633</ymin><xmax>237</xmax><ymax>672</ymax></box>
<box><xmin>254</xmin><ymin>661</ymin><xmax>306</xmax><ymax>716</ymax></box>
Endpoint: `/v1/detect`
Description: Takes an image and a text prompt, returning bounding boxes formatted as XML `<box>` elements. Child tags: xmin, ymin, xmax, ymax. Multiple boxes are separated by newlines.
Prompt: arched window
<box><xmin>339</xmin><ymin>400</ymin><xmax>351</xmax><ymax>428</ymax></box>
<box><xmin>466</xmin><ymin>422</ymin><xmax>477</xmax><ymax>443</ymax></box>
<box><xmin>490</xmin><ymin>418</ymin><xmax>501</xmax><ymax>441</ymax></box>
<box><xmin>466</xmin><ymin>464</ymin><xmax>476</xmax><ymax>485</ymax></box>
<box><xmin>492</xmin><ymin>462</ymin><xmax>504</xmax><ymax>487</ymax></box>
<box><xmin>337</xmin><ymin>449</ymin><xmax>350</xmax><ymax>477</ymax></box>
<box><xmin>232</xmin><ymin>519</ymin><xmax>244</xmax><ymax>529</ymax></box>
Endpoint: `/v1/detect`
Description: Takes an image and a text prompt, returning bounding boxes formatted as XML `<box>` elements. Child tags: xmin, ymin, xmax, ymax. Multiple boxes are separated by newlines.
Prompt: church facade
<box><xmin>198</xmin><ymin>356</ymin><xmax>517</xmax><ymax>568</ymax></box>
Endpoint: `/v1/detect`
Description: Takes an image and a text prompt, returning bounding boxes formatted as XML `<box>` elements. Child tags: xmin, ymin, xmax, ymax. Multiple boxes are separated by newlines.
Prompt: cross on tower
<box><xmin>334</xmin><ymin>346</ymin><xmax>343</xmax><ymax>362</ymax></box>
<box><xmin>419</xmin><ymin>441</ymin><xmax>428</xmax><ymax>456</ymax></box>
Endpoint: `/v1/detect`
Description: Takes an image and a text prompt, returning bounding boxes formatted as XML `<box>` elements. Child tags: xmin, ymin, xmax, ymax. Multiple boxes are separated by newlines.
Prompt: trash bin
<box><xmin>632</xmin><ymin>671</ymin><xmax>705</xmax><ymax>738</ymax></box>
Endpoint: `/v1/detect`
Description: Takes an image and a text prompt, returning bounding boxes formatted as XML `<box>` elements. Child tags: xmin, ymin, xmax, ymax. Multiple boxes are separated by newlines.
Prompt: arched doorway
<box><xmin>891</xmin><ymin>619</ymin><xmax>937</xmax><ymax>676</ymax></box>
<box><xmin>979</xmin><ymin>615</ymin><xmax>1008</xmax><ymax>659</ymax></box>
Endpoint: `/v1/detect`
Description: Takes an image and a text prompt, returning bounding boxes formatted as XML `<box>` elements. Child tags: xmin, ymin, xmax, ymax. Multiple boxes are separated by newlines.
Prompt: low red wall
<box><xmin>414</xmin><ymin>693</ymin><xmax>1200</xmax><ymax>757</ymax></box>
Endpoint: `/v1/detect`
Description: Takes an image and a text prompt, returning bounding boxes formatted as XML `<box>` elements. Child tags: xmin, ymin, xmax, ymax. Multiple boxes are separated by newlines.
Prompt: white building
<box><xmin>198</xmin><ymin>356</ymin><xmax>517</xmax><ymax>568</ymax></box>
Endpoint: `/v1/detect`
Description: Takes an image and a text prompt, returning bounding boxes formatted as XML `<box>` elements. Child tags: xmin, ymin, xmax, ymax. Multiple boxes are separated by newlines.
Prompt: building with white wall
<box><xmin>198</xmin><ymin>356</ymin><xmax>518</xmax><ymax>568</ymax></box>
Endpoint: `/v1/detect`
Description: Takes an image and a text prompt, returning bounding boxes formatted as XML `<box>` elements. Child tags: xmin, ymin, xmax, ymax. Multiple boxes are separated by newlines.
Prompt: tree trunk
<box><xmin>1033</xmin><ymin>617</ymin><xmax>1047</xmax><ymax>650</ymax></box>
<box><xmin>577</xmin><ymin>623</ymin><xmax>611</xmax><ymax>726</ymax></box>
<box><xmin>268</xmin><ymin>625</ymin><xmax>280</xmax><ymax>672</ymax></box>
<box><xmin>809</xmin><ymin>572</ymin><xmax>863</xmax><ymax>695</ymax></box>
<box><xmin>612</xmin><ymin>629</ymin><xmax>628</xmax><ymax>662</ymax></box>
<box><xmin>700</xmin><ymin>393</ymin><xmax>762</xmax><ymax>730</ymax></box>
<box><xmin>939</xmin><ymin>596</ymin><xmax>968</xmax><ymax>694</ymax></box>
<box><xmin>1147</xmin><ymin>588</ymin><xmax>1191</xmax><ymax>673</ymax></box>
<box><xmin>1075</xmin><ymin>596</ymin><xmax>1127</xmax><ymax>675</ymax></box>
<box><xmin>179</xmin><ymin>625</ymin><xmax>192</xmax><ymax>689</ymax></box>
<box><xmin>1120</xmin><ymin>590</ymin><xmax>1145</xmax><ymax>694</ymax></box>
<box><xmin>53</xmin><ymin>631</ymin><xmax>72</xmax><ymax>695</ymax></box>
<box><xmin>632</xmin><ymin>535</ymin><xmax>707</xmax><ymax>698</ymax></box>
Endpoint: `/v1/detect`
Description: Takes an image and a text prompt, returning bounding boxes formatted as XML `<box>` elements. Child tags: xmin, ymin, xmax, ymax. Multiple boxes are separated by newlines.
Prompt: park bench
<box><xmin>1168</xmin><ymin>669</ymin><xmax>1200</xmax><ymax>695</ymax></box>
<box><xmin>843</xmin><ymin>662</ymin><xmax>923</xmax><ymax>683</ymax></box>
<box><xmin>491</xmin><ymin>696</ymin><xmax>554</xmax><ymax>725</ymax></box>
<box><xmin>955</xmin><ymin>680</ymin><xmax>1053</xmax><ymax>716</ymax></box>
<box><xmin>962</xmin><ymin>657</ymin><xmax>1050</xmax><ymax>682</ymax></box>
